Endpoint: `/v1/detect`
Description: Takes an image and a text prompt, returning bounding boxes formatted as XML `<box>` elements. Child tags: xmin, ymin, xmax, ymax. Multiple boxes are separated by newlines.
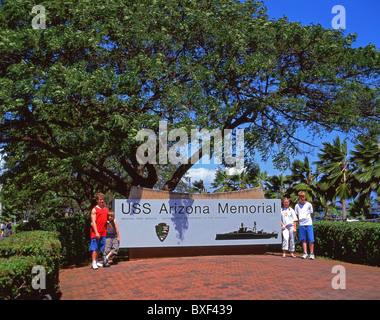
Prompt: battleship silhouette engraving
<box><xmin>215</xmin><ymin>222</ymin><xmax>278</xmax><ymax>240</ymax></box>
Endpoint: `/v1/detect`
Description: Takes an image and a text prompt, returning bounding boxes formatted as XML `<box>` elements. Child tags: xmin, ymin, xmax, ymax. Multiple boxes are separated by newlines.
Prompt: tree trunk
<box><xmin>342</xmin><ymin>199</ymin><xmax>347</xmax><ymax>221</ymax></box>
<box><xmin>325</xmin><ymin>201</ymin><xmax>330</xmax><ymax>221</ymax></box>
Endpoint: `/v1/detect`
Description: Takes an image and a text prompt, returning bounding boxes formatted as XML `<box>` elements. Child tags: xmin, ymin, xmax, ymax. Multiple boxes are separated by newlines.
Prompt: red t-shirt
<box><xmin>90</xmin><ymin>206</ymin><xmax>108</xmax><ymax>239</ymax></box>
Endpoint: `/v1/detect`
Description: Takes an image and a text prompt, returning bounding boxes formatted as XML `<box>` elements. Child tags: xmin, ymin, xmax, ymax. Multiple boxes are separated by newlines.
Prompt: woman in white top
<box><xmin>281</xmin><ymin>197</ymin><xmax>298</xmax><ymax>258</ymax></box>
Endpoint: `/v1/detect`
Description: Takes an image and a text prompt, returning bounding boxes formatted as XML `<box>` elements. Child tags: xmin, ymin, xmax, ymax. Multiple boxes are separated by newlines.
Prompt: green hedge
<box><xmin>16</xmin><ymin>215</ymin><xmax>90</xmax><ymax>266</ymax></box>
<box><xmin>16</xmin><ymin>216</ymin><xmax>129</xmax><ymax>266</ymax></box>
<box><xmin>0</xmin><ymin>231</ymin><xmax>61</xmax><ymax>300</ymax></box>
<box><xmin>312</xmin><ymin>221</ymin><xmax>380</xmax><ymax>266</ymax></box>
<box><xmin>270</xmin><ymin>221</ymin><xmax>380</xmax><ymax>266</ymax></box>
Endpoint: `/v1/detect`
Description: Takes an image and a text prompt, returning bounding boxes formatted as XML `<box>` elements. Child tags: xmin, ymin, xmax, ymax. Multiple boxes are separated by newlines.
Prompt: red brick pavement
<box><xmin>59</xmin><ymin>254</ymin><xmax>380</xmax><ymax>300</ymax></box>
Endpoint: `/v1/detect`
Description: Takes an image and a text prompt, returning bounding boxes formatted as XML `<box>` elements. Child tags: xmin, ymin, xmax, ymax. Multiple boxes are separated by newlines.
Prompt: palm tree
<box><xmin>257</xmin><ymin>170</ymin><xmax>269</xmax><ymax>192</ymax></box>
<box><xmin>313</xmin><ymin>136</ymin><xmax>352</xmax><ymax>221</ymax></box>
<box><xmin>211</xmin><ymin>162</ymin><xmax>263</xmax><ymax>192</ymax></box>
<box><xmin>190</xmin><ymin>179</ymin><xmax>208</xmax><ymax>193</ymax></box>
<box><xmin>285</xmin><ymin>156</ymin><xmax>319</xmax><ymax>206</ymax></box>
<box><xmin>211</xmin><ymin>168</ymin><xmax>234</xmax><ymax>192</ymax></box>
<box><xmin>230</xmin><ymin>172</ymin><xmax>251</xmax><ymax>190</ymax></box>
<box><xmin>316</xmin><ymin>178</ymin><xmax>338</xmax><ymax>220</ymax></box>
<box><xmin>350</xmin><ymin>135</ymin><xmax>380</xmax><ymax>211</ymax></box>
<box><xmin>266</xmin><ymin>173</ymin><xmax>288</xmax><ymax>199</ymax></box>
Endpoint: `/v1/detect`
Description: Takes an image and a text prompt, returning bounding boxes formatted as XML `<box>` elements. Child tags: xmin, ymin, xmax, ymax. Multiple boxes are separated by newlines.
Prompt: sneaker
<box><xmin>309</xmin><ymin>253</ymin><xmax>315</xmax><ymax>260</ymax></box>
<box><xmin>302</xmin><ymin>253</ymin><xmax>308</xmax><ymax>259</ymax></box>
<box><xmin>282</xmin><ymin>254</ymin><xmax>286</xmax><ymax>258</ymax></box>
<box><xmin>92</xmin><ymin>261</ymin><xmax>98</xmax><ymax>270</ymax></box>
<box><xmin>103</xmin><ymin>257</ymin><xmax>110</xmax><ymax>267</ymax></box>
<box><xmin>97</xmin><ymin>262</ymin><xmax>103</xmax><ymax>268</ymax></box>
<box><xmin>290</xmin><ymin>253</ymin><xmax>296</xmax><ymax>258</ymax></box>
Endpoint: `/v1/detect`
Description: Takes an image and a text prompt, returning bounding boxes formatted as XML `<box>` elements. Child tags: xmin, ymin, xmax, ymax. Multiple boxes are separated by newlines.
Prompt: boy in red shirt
<box><xmin>89</xmin><ymin>193</ymin><xmax>108</xmax><ymax>270</ymax></box>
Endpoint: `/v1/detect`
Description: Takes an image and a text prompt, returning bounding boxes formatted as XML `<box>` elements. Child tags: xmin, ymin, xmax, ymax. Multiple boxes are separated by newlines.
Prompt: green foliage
<box><xmin>0</xmin><ymin>256</ymin><xmax>39</xmax><ymax>300</ymax></box>
<box><xmin>261</xmin><ymin>136</ymin><xmax>380</xmax><ymax>218</ymax></box>
<box><xmin>312</xmin><ymin>221</ymin><xmax>380</xmax><ymax>266</ymax></box>
<box><xmin>16</xmin><ymin>215</ymin><xmax>90</xmax><ymax>266</ymax></box>
<box><xmin>0</xmin><ymin>230</ymin><xmax>60</xmax><ymax>258</ymax></box>
<box><xmin>1</xmin><ymin>0</ymin><xmax>380</xmax><ymax>218</ymax></box>
<box><xmin>0</xmin><ymin>231</ymin><xmax>61</xmax><ymax>300</ymax></box>
<box><xmin>314</xmin><ymin>137</ymin><xmax>352</xmax><ymax>220</ymax></box>
<box><xmin>284</xmin><ymin>157</ymin><xmax>321</xmax><ymax>208</ymax></box>
<box><xmin>350</xmin><ymin>135</ymin><xmax>380</xmax><ymax>204</ymax></box>
<box><xmin>190</xmin><ymin>179</ymin><xmax>207</xmax><ymax>193</ymax></box>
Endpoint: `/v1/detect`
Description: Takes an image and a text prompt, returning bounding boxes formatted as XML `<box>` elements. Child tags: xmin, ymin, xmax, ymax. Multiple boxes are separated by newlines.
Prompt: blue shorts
<box><xmin>299</xmin><ymin>225</ymin><xmax>314</xmax><ymax>243</ymax></box>
<box><xmin>89</xmin><ymin>237</ymin><xmax>106</xmax><ymax>252</ymax></box>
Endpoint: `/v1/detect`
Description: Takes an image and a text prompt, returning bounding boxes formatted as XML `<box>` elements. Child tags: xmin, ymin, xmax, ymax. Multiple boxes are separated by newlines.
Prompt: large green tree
<box><xmin>1</xmin><ymin>0</ymin><xmax>380</xmax><ymax>213</ymax></box>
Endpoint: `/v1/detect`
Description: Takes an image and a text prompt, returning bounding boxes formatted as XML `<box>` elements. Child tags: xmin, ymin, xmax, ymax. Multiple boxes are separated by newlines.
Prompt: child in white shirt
<box><xmin>281</xmin><ymin>197</ymin><xmax>297</xmax><ymax>258</ymax></box>
<box><xmin>294</xmin><ymin>191</ymin><xmax>315</xmax><ymax>259</ymax></box>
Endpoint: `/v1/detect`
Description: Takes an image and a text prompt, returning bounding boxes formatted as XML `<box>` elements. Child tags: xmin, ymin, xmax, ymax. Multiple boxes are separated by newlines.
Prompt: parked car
<box><xmin>365</xmin><ymin>212</ymin><xmax>380</xmax><ymax>220</ymax></box>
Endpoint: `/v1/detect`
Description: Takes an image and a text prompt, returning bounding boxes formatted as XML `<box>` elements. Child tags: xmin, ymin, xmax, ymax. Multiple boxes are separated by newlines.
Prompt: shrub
<box><xmin>0</xmin><ymin>231</ymin><xmax>61</xmax><ymax>300</ymax></box>
<box><xmin>270</xmin><ymin>221</ymin><xmax>380</xmax><ymax>266</ymax></box>
<box><xmin>313</xmin><ymin>221</ymin><xmax>380</xmax><ymax>266</ymax></box>
<box><xmin>16</xmin><ymin>215</ymin><xmax>90</xmax><ymax>265</ymax></box>
<box><xmin>0</xmin><ymin>256</ymin><xmax>39</xmax><ymax>299</ymax></box>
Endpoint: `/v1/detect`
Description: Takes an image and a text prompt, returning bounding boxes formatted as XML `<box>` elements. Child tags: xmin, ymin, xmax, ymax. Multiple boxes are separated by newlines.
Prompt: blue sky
<box><xmin>265</xmin><ymin>0</ymin><xmax>380</xmax><ymax>48</ymax></box>
<box><xmin>188</xmin><ymin>0</ymin><xmax>380</xmax><ymax>190</ymax></box>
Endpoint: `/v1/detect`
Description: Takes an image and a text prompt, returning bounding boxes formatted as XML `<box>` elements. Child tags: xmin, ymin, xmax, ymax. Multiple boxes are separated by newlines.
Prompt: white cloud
<box><xmin>225</xmin><ymin>166</ymin><xmax>245</xmax><ymax>176</ymax></box>
<box><xmin>184</xmin><ymin>167</ymin><xmax>216</xmax><ymax>186</ymax></box>
<box><xmin>184</xmin><ymin>165</ymin><xmax>246</xmax><ymax>188</ymax></box>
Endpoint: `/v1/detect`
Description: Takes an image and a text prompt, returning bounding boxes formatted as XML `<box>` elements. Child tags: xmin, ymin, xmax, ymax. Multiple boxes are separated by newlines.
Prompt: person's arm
<box><xmin>114</xmin><ymin>219</ymin><xmax>120</xmax><ymax>242</ymax></box>
<box><xmin>292</xmin><ymin>209</ymin><xmax>297</xmax><ymax>233</ymax></box>
<box><xmin>280</xmin><ymin>212</ymin><xmax>285</xmax><ymax>229</ymax></box>
<box><xmin>294</xmin><ymin>205</ymin><xmax>299</xmax><ymax>220</ymax></box>
<box><xmin>90</xmin><ymin>208</ymin><xmax>100</xmax><ymax>239</ymax></box>
<box><xmin>309</xmin><ymin>203</ymin><xmax>314</xmax><ymax>220</ymax></box>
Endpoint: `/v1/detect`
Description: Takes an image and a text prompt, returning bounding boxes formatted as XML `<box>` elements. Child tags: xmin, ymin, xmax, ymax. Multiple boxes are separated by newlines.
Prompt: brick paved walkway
<box><xmin>59</xmin><ymin>254</ymin><xmax>379</xmax><ymax>300</ymax></box>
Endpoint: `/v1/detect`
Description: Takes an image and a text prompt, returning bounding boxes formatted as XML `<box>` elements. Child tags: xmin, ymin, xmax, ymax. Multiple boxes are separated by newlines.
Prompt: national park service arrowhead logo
<box><xmin>155</xmin><ymin>223</ymin><xmax>169</xmax><ymax>242</ymax></box>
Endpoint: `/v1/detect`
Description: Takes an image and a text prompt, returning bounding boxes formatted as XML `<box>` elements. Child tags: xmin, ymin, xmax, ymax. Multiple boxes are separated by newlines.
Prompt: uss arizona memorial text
<box><xmin>121</xmin><ymin>201</ymin><xmax>277</xmax><ymax>215</ymax></box>
<box><xmin>113</xmin><ymin>198</ymin><xmax>281</xmax><ymax>247</ymax></box>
